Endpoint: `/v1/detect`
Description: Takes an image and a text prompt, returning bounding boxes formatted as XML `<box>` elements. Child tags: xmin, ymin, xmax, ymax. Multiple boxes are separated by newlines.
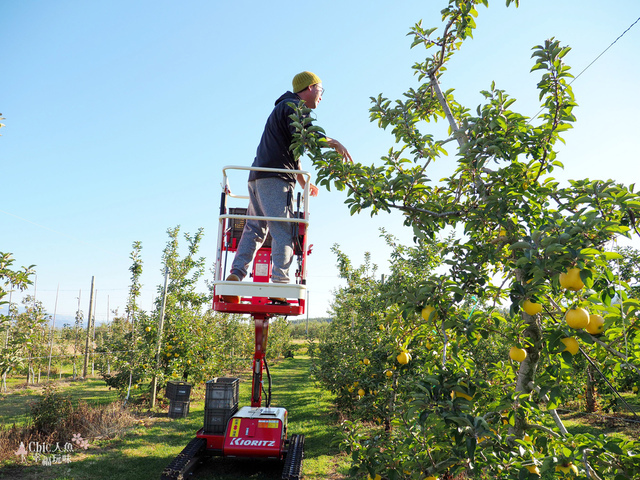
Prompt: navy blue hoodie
<box><xmin>248</xmin><ymin>91</ymin><xmax>306</xmax><ymax>184</ymax></box>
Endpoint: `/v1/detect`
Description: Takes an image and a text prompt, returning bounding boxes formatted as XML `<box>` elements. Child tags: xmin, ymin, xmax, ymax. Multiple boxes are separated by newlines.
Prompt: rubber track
<box><xmin>282</xmin><ymin>434</ymin><xmax>305</xmax><ymax>480</ymax></box>
<box><xmin>160</xmin><ymin>437</ymin><xmax>206</xmax><ymax>480</ymax></box>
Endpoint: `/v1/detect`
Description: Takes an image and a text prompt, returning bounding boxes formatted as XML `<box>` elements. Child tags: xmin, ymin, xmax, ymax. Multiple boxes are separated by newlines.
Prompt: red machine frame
<box><xmin>212</xmin><ymin>166</ymin><xmax>311</xmax><ymax>317</ymax></box>
<box><xmin>161</xmin><ymin>166</ymin><xmax>310</xmax><ymax>480</ymax></box>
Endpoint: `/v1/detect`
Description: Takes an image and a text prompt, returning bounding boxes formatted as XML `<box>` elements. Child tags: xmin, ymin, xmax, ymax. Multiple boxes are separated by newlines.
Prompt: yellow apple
<box><xmin>586</xmin><ymin>314</ymin><xmax>605</xmax><ymax>335</ymax></box>
<box><xmin>559</xmin><ymin>268</ymin><xmax>584</xmax><ymax>291</ymax></box>
<box><xmin>509</xmin><ymin>346</ymin><xmax>527</xmax><ymax>362</ymax></box>
<box><xmin>565</xmin><ymin>307</ymin><xmax>589</xmax><ymax>329</ymax></box>
<box><xmin>397</xmin><ymin>351</ymin><xmax>411</xmax><ymax>364</ymax></box>
<box><xmin>523</xmin><ymin>300</ymin><xmax>543</xmax><ymax>316</ymax></box>
<box><xmin>560</xmin><ymin>337</ymin><xmax>579</xmax><ymax>355</ymax></box>
<box><xmin>555</xmin><ymin>463</ymin><xmax>578</xmax><ymax>475</ymax></box>
<box><xmin>421</xmin><ymin>305</ymin><xmax>437</xmax><ymax>321</ymax></box>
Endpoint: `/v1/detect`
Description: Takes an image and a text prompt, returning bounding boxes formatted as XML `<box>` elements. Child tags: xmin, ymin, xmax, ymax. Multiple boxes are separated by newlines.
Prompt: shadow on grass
<box><xmin>0</xmin><ymin>391</ymin><xmax>36</xmax><ymax>426</ymax></box>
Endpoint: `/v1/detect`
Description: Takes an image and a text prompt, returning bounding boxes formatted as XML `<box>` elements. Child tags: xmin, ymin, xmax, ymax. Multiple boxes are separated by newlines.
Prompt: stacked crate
<box><xmin>166</xmin><ymin>381</ymin><xmax>192</xmax><ymax>419</ymax></box>
<box><xmin>204</xmin><ymin>377</ymin><xmax>239</xmax><ymax>433</ymax></box>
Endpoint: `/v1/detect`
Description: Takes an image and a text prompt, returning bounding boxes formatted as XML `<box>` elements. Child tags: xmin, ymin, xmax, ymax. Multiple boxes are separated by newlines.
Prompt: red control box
<box><xmin>223</xmin><ymin>407</ymin><xmax>286</xmax><ymax>459</ymax></box>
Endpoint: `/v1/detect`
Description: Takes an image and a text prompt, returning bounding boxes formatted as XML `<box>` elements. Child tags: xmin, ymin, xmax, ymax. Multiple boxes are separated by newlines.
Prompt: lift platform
<box><xmin>161</xmin><ymin>166</ymin><xmax>311</xmax><ymax>480</ymax></box>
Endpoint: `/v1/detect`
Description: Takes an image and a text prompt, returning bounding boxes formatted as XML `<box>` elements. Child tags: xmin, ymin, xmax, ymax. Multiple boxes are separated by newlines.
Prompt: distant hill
<box><xmin>289</xmin><ymin>317</ymin><xmax>331</xmax><ymax>324</ymax></box>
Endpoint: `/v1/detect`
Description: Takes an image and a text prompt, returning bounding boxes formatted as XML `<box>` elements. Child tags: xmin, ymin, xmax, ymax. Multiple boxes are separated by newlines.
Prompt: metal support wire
<box><xmin>528</xmin><ymin>16</ymin><xmax>640</xmax><ymax>124</ymax></box>
<box><xmin>579</xmin><ymin>346</ymin><xmax>638</xmax><ymax>419</ymax></box>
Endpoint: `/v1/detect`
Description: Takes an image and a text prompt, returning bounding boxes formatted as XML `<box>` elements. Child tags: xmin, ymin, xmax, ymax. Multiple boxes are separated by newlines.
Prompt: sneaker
<box><xmin>220</xmin><ymin>274</ymin><xmax>241</xmax><ymax>303</ymax></box>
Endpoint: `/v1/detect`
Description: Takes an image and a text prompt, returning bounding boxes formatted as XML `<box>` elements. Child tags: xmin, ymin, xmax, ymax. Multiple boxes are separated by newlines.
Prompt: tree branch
<box><xmin>525</xmin><ymin>423</ymin><xmax>561</xmax><ymax>438</ymax></box>
<box><xmin>527</xmin><ymin>381</ymin><xmax>568</xmax><ymax>436</ymax></box>
<box><xmin>583</xmin><ymin>449</ymin><xmax>604</xmax><ymax>480</ymax></box>
<box><xmin>389</xmin><ymin>203</ymin><xmax>461</xmax><ymax>218</ymax></box>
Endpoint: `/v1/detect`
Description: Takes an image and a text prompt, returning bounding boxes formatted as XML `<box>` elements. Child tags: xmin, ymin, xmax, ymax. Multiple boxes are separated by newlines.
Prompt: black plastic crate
<box><xmin>205</xmin><ymin>377</ymin><xmax>239</xmax><ymax>410</ymax></box>
<box><xmin>166</xmin><ymin>381</ymin><xmax>192</xmax><ymax>401</ymax></box>
<box><xmin>168</xmin><ymin>400</ymin><xmax>190</xmax><ymax>419</ymax></box>
<box><xmin>203</xmin><ymin>405</ymin><xmax>238</xmax><ymax>434</ymax></box>
<box><xmin>227</xmin><ymin>208</ymin><xmax>273</xmax><ymax>248</ymax></box>
<box><xmin>228</xmin><ymin>208</ymin><xmax>247</xmax><ymax>242</ymax></box>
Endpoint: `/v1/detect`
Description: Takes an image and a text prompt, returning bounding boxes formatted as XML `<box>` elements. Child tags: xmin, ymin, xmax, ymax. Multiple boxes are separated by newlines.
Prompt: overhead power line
<box><xmin>570</xmin><ymin>16</ymin><xmax>640</xmax><ymax>85</ymax></box>
<box><xmin>528</xmin><ymin>15</ymin><xmax>640</xmax><ymax>123</ymax></box>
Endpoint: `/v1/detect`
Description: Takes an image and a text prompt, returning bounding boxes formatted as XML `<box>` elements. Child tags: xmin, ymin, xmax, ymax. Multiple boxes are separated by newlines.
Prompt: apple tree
<box><xmin>99</xmin><ymin>241</ymin><xmax>149</xmax><ymax>394</ymax></box>
<box><xmin>99</xmin><ymin>229</ymin><xmax>258</xmax><ymax>398</ymax></box>
<box><xmin>0</xmin><ymin>252</ymin><xmax>35</xmax><ymax>384</ymax></box>
<box><xmin>311</xmin><ymin>236</ymin><xmax>447</xmax><ymax>429</ymax></box>
<box><xmin>294</xmin><ymin>0</ymin><xmax>640</xmax><ymax>478</ymax></box>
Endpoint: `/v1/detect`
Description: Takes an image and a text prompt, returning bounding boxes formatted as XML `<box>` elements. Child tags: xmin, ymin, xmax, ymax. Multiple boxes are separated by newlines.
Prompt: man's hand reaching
<box><xmin>325</xmin><ymin>137</ymin><xmax>353</xmax><ymax>163</ymax></box>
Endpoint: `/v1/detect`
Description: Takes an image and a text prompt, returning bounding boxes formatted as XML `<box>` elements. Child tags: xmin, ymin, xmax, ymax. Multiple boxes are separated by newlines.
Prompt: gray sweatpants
<box><xmin>230</xmin><ymin>177</ymin><xmax>295</xmax><ymax>283</ymax></box>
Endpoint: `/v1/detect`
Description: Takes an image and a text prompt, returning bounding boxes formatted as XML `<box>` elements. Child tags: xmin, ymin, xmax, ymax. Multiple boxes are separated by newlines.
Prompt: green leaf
<box><xmin>466</xmin><ymin>436</ymin><xmax>477</xmax><ymax>461</ymax></box>
<box><xmin>446</xmin><ymin>416</ymin><xmax>473</xmax><ymax>427</ymax></box>
<box><xmin>509</xmin><ymin>241</ymin><xmax>533</xmax><ymax>250</ymax></box>
<box><xmin>605</xmin><ymin>441</ymin><xmax>624</xmax><ymax>455</ymax></box>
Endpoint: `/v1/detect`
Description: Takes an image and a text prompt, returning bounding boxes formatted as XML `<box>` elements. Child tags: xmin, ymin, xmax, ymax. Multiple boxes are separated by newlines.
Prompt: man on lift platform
<box><xmin>161</xmin><ymin>72</ymin><xmax>352</xmax><ymax>480</ymax></box>
<box><xmin>222</xmin><ymin>71</ymin><xmax>352</xmax><ymax>303</ymax></box>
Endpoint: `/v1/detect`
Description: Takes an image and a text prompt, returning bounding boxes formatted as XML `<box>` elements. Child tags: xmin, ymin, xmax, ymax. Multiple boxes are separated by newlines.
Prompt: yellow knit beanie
<box><xmin>292</xmin><ymin>71</ymin><xmax>322</xmax><ymax>93</ymax></box>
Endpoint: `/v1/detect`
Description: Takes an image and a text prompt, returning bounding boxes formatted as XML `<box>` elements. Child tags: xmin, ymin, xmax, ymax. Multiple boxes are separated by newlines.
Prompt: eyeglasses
<box><xmin>313</xmin><ymin>84</ymin><xmax>325</xmax><ymax>95</ymax></box>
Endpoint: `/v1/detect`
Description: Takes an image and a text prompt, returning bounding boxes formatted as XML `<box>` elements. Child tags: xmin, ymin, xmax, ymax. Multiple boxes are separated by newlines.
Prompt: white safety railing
<box><xmin>213</xmin><ymin>166</ymin><xmax>311</xmax><ymax>300</ymax></box>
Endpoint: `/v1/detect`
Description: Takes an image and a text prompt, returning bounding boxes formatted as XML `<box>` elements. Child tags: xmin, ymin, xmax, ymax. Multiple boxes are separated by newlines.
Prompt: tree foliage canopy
<box><xmin>301</xmin><ymin>1</ymin><xmax>640</xmax><ymax>478</ymax></box>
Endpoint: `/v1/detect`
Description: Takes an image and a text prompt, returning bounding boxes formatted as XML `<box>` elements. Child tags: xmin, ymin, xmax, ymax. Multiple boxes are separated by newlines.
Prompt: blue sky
<box><xmin>2</xmin><ymin>0</ymin><xmax>639</xmax><ymax>322</ymax></box>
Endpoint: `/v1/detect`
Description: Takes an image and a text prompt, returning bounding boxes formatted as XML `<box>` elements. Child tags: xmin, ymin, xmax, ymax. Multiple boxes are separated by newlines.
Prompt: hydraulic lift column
<box><xmin>252</xmin><ymin>314</ymin><xmax>269</xmax><ymax>407</ymax></box>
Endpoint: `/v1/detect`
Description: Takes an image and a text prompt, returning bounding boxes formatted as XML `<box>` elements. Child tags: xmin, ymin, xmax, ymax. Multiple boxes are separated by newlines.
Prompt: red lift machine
<box><xmin>161</xmin><ymin>166</ymin><xmax>311</xmax><ymax>480</ymax></box>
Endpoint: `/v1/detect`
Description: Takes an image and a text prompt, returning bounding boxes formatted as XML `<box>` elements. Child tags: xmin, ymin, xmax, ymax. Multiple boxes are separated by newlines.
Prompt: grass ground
<box><xmin>0</xmin><ymin>378</ymin><xmax>120</xmax><ymax>427</ymax></box>
<box><xmin>0</xmin><ymin>355</ymin><xmax>349</xmax><ymax>480</ymax></box>
<box><xmin>2</xmin><ymin>357</ymin><xmax>637</xmax><ymax>480</ymax></box>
